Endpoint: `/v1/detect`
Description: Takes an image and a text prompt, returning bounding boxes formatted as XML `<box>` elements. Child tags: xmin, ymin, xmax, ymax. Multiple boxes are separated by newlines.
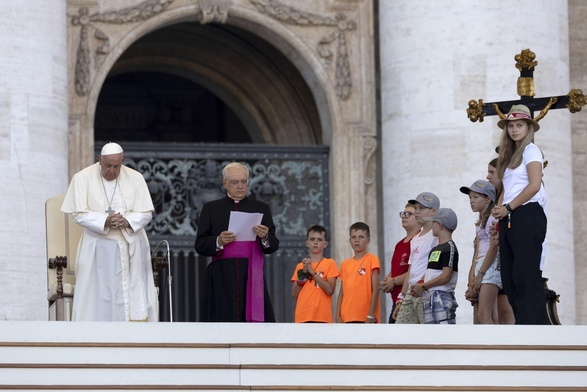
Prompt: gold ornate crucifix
<box><xmin>467</xmin><ymin>49</ymin><xmax>587</xmax><ymax>123</ymax></box>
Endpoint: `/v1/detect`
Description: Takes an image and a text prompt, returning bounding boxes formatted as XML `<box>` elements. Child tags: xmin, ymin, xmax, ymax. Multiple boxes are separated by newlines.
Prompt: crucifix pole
<box><xmin>467</xmin><ymin>49</ymin><xmax>587</xmax><ymax>123</ymax></box>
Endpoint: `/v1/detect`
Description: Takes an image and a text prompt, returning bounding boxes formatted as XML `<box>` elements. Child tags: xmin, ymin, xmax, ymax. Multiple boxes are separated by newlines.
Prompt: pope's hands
<box><xmin>106</xmin><ymin>213</ymin><xmax>127</xmax><ymax>229</ymax></box>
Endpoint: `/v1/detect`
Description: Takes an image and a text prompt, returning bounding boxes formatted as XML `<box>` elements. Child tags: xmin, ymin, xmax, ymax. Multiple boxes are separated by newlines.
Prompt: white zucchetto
<box><xmin>100</xmin><ymin>142</ymin><xmax>124</xmax><ymax>156</ymax></box>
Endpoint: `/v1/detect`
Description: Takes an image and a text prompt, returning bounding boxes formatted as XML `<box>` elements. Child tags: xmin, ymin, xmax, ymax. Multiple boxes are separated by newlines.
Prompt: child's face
<box><xmin>431</xmin><ymin>221</ymin><xmax>442</xmax><ymax>237</ymax></box>
<box><xmin>306</xmin><ymin>231</ymin><xmax>328</xmax><ymax>255</ymax></box>
<box><xmin>486</xmin><ymin>164</ymin><xmax>500</xmax><ymax>188</ymax></box>
<box><xmin>414</xmin><ymin>202</ymin><xmax>435</xmax><ymax>225</ymax></box>
<box><xmin>349</xmin><ymin>229</ymin><xmax>370</xmax><ymax>253</ymax></box>
<box><xmin>401</xmin><ymin>206</ymin><xmax>418</xmax><ymax>231</ymax></box>
<box><xmin>468</xmin><ymin>191</ymin><xmax>491</xmax><ymax>213</ymax></box>
<box><xmin>507</xmin><ymin>119</ymin><xmax>530</xmax><ymax>143</ymax></box>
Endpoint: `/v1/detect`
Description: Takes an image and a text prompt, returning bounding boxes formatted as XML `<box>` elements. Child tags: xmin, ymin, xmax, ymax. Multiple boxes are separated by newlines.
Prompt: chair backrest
<box><xmin>45</xmin><ymin>194</ymin><xmax>82</xmax><ymax>291</ymax></box>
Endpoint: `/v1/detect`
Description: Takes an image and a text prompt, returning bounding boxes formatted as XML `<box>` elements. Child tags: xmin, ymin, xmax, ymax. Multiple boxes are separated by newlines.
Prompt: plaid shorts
<box><xmin>423</xmin><ymin>290</ymin><xmax>458</xmax><ymax>324</ymax></box>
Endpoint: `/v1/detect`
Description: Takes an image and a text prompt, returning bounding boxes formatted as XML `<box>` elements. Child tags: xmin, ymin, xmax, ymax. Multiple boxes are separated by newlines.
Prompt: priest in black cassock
<box><xmin>195</xmin><ymin>162</ymin><xmax>279</xmax><ymax>322</ymax></box>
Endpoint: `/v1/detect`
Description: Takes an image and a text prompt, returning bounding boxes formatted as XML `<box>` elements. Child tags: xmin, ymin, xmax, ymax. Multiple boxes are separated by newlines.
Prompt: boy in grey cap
<box><xmin>393</xmin><ymin>192</ymin><xmax>440</xmax><ymax>324</ymax></box>
<box><xmin>411</xmin><ymin>208</ymin><xmax>459</xmax><ymax>324</ymax></box>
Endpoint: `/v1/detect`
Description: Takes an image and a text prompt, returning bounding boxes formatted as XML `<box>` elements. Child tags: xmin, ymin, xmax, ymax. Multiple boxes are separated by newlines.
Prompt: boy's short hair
<box><xmin>349</xmin><ymin>221</ymin><xmax>370</xmax><ymax>237</ymax></box>
<box><xmin>307</xmin><ymin>224</ymin><xmax>328</xmax><ymax>239</ymax></box>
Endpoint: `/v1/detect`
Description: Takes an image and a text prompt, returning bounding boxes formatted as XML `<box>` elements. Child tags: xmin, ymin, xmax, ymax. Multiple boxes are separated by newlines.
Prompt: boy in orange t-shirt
<box><xmin>291</xmin><ymin>225</ymin><xmax>339</xmax><ymax>322</ymax></box>
<box><xmin>336</xmin><ymin>222</ymin><xmax>381</xmax><ymax>323</ymax></box>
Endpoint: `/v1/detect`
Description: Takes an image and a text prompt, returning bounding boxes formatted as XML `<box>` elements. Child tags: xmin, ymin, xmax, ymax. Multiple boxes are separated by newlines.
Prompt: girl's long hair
<box><xmin>496</xmin><ymin>119</ymin><xmax>536</xmax><ymax>179</ymax></box>
<box><xmin>478</xmin><ymin>195</ymin><xmax>495</xmax><ymax>230</ymax></box>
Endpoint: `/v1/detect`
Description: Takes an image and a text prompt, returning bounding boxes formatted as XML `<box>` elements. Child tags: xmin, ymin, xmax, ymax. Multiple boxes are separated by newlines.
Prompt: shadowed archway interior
<box><xmin>95</xmin><ymin>22</ymin><xmax>322</xmax><ymax>144</ymax></box>
<box><xmin>96</xmin><ymin>71</ymin><xmax>253</xmax><ymax>143</ymax></box>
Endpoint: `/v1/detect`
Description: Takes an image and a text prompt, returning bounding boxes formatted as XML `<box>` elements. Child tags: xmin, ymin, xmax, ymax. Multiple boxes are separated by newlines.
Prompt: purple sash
<box><xmin>213</xmin><ymin>241</ymin><xmax>265</xmax><ymax>322</ymax></box>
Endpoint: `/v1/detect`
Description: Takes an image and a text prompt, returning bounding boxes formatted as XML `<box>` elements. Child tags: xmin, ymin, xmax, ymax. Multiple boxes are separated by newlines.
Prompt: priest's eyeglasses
<box><xmin>399</xmin><ymin>211</ymin><xmax>414</xmax><ymax>219</ymax></box>
<box><xmin>228</xmin><ymin>179</ymin><xmax>249</xmax><ymax>186</ymax></box>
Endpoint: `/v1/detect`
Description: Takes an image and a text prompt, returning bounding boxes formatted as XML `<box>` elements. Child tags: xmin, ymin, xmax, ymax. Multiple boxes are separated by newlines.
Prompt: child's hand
<box><xmin>411</xmin><ymin>283</ymin><xmax>425</xmax><ymax>298</ymax></box>
<box><xmin>391</xmin><ymin>301</ymin><xmax>401</xmax><ymax>320</ymax></box>
<box><xmin>379</xmin><ymin>276</ymin><xmax>394</xmax><ymax>293</ymax></box>
<box><xmin>465</xmin><ymin>285</ymin><xmax>478</xmax><ymax>302</ymax></box>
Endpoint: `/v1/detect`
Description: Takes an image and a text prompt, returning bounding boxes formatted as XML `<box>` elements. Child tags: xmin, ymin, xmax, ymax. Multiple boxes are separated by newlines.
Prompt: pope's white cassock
<box><xmin>61</xmin><ymin>159</ymin><xmax>159</xmax><ymax>321</ymax></box>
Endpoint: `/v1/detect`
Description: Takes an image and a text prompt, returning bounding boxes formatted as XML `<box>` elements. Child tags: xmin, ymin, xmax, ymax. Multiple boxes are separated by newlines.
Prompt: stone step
<box><xmin>0</xmin><ymin>322</ymin><xmax>585</xmax><ymax>391</ymax></box>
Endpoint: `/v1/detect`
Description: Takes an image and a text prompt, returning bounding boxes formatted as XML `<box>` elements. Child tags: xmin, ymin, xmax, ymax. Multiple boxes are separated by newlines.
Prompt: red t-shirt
<box><xmin>389</xmin><ymin>238</ymin><xmax>411</xmax><ymax>302</ymax></box>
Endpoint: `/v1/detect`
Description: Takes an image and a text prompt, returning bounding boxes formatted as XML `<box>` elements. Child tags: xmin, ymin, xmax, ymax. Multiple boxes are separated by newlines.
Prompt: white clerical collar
<box><xmin>226</xmin><ymin>193</ymin><xmax>245</xmax><ymax>202</ymax></box>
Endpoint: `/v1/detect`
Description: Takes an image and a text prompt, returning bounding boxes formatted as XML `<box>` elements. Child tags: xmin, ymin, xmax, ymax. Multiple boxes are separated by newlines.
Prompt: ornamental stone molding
<box><xmin>248</xmin><ymin>0</ymin><xmax>356</xmax><ymax>100</ymax></box>
<box><xmin>71</xmin><ymin>0</ymin><xmax>176</xmax><ymax>97</ymax></box>
<box><xmin>70</xmin><ymin>0</ymin><xmax>357</xmax><ymax>100</ymax></box>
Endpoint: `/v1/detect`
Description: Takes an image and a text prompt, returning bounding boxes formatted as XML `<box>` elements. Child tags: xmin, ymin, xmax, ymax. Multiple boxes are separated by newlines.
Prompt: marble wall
<box><xmin>379</xmin><ymin>0</ymin><xmax>576</xmax><ymax>323</ymax></box>
<box><xmin>569</xmin><ymin>0</ymin><xmax>587</xmax><ymax>324</ymax></box>
<box><xmin>0</xmin><ymin>0</ymin><xmax>69</xmax><ymax>320</ymax></box>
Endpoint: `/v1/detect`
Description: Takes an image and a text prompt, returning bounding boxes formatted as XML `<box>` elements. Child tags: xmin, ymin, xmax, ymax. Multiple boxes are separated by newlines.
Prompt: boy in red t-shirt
<box><xmin>380</xmin><ymin>203</ymin><xmax>421</xmax><ymax>323</ymax></box>
<box><xmin>291</xmin><ymin>225</ymin><xmax>339</xmax><ymax>322</ymax></box>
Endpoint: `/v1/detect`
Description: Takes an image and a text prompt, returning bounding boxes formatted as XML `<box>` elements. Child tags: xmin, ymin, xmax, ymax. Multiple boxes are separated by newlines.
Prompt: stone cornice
<box><xmin>70</xmin><ymin>0</ymin><xmax>357</xmax><ymax>101</ymax></box>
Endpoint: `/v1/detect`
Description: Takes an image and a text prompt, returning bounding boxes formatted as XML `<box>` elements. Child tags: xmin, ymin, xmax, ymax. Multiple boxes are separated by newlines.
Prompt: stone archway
<box><xmin>98</xmin><ymin>22</ymin><xmax>323</xmax><ymax>145</ymax></box>
<box><xmin>67</xmin><ymin>0</ymin><xmax>378</xmax><ymax>296</ymax></box>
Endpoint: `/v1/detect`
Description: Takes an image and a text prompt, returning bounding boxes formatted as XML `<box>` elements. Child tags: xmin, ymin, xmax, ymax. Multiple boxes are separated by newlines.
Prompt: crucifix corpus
<box><xmin>467</xmin><ymin>48</ymin><xmax>587</xmax><ymax>124</ymax></box>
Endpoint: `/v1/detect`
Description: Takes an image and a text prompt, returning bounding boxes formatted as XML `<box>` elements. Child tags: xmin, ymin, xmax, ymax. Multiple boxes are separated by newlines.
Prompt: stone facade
<box><xmin>0</xmin><ymin>0</ymin><xmax>585</xmax><ymax>323</ymax></box>
<box><xmin>380</xmin><ymin>1</ymin><xmax>579</xmax><ymax>324</ymax></box>
<box><xmin>66</xmin><ymin>0</ymin><xmax>379</xmax><ymax>276</ymax></box>
<box><xmin>570</xmin><ymin>0</ymin><xmax>587</xmax><ymax>324</ymax></box>
<box><xmin>0</xmin><ymin>1</ymin><xmax>68</xmax><ymax>320</ymax></box>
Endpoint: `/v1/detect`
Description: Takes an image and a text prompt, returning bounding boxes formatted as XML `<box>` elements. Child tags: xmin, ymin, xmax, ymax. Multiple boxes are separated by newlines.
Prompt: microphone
<box><xmin>151</xmin><ymin>240</ymin><xmax>173</xmax><ymax>322</ymax></box>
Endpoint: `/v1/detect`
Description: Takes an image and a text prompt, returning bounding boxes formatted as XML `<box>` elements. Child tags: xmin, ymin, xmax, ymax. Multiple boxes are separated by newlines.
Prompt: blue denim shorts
<box><xmin>475</xmin><ymin>255</ymin><xmax>502</xmax><ymax>289</ymax></box>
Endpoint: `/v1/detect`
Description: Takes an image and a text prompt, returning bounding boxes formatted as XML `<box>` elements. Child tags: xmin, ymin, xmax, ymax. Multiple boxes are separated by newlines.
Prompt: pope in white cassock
<box><xmin>61</xmin><ymin>142</ymin><xmax>159</xmax><ymax>321</ymax></box>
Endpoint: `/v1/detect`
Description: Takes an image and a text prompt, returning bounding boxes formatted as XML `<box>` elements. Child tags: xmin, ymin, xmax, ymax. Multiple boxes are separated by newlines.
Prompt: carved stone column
<box><xmin>569</xmin><ymin>0</ymin><xmax>587</xmax><ymax>324</ymax></box>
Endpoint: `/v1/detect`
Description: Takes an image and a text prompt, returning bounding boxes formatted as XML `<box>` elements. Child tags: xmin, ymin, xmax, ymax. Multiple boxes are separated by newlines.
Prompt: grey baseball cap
<box><xmin>408</xmin><ymin>192</ymin><xmax>440</xmax><ymax>210</ymax></box>
<box><xmin>460</xmin><ymin>180</ymin><xmax>496</xmax><ymax>202</ymax></box>
<box><xmin>422</xmin><ymin>208</ymin><xmax>458</xmax><ymax>231</ymax></box>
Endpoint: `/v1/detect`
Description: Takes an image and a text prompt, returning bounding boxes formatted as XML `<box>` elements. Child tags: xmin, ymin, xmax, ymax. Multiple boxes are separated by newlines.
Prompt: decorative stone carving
<box><xmin>71</xmin><ymin>0</ymin><xmax>175</xmax><ymax>96</ymax></box>
<box><xmin>362</xmin><ymin>135</ymin><xmax>377</xmax><ymax>186</ymax></box>
<box><xmin>199</xmin><ymin>0</ymin><xmax>231</xmax><ymax>24</ymax></box>
<box><xmin>249</xmin><ymin>0</ymin><xmax>356</xmax><ymax>100</ymax></box>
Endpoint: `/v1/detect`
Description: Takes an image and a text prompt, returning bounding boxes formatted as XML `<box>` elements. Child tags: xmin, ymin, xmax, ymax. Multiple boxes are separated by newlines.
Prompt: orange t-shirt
<box><xmin>339</xmin><ymin>253</ymin><xmax>380</xmax><ymax>322</ymax></box>
<box><xmin>291</xmin><ymin>258</ymin><xmax>339</xmax><ymax>323</ymax></box>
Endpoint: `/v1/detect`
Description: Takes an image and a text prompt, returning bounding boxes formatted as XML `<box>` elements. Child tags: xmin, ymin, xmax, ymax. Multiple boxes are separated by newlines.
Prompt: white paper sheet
<box><xmin>228</xmin><ymin>211</ymin><xmax>264</xmax><ymax>241</ymax></box>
